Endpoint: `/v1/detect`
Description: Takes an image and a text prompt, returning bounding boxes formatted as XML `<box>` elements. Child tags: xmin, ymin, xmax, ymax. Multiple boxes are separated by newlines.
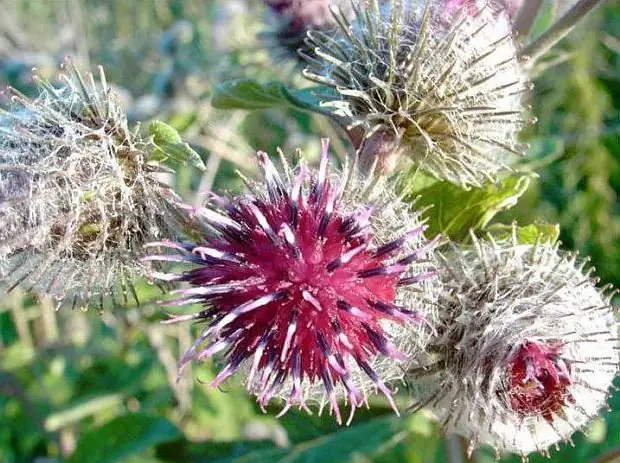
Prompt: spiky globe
<box><xmin>0</xmin><ymin>63</ymin><xmax>192</xmax><ymax>309</ymax></box>
<box><xmin>407</xmin><ymin>236</ymin><xmax>619</xmax><ymax>457</ymax></box>
<box><xmin>302</xmin><ymin>0</ymin><xmax>530</xmax><ymax>186</ymax></box>
<box><xmin>146</xmin><ymin>139</ymin><xmax>438</xmax><ymax>424</ymax></box>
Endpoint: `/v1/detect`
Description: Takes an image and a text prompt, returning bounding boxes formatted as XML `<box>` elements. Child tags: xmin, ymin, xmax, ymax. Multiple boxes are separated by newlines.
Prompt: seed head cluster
<box><xmin>147</xmin><ymin>139</ymin><xmax>438</xmax><ymax>424</ymax></box>
<box><xmin>406</xmin><ymin>236</ymin><xmax>619</xmax><ymax>457</ymax></box>
<box><xmin>303</xmin><ymin>0</ymin><xmax>530</xmax><ymax>186</ymax></box>
<box><xmin>0</xmin><ymin>64</ymin><xmax>191</xmax><ymax>309</ymax></box>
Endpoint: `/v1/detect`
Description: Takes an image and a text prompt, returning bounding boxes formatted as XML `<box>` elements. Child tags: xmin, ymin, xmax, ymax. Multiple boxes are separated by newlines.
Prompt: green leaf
<box><xmin>485</xmin><ymin>223</ymin><xmax>560</xmax><ymax>245</ymax></box>
<box><xmin>530</xmin><ymin>1</ymin><xmax>558</xmax><ymax>39</ymax></box>
<box><xmin>406</xmin><ymin>175</ymin><xmax>532</xmax><ymax>241</ymax></box>
<box><xmin>212</xmin><ymin>80</ymin><xmax>288</xmax><ymax>110</ymax></box>
<box><xmin>224</xmin><ymin>414</ymin><xmax>439</xmax><ymax>463</ymax></box>
<box><xmin>397</xmin><ymin>170</ymin><xmax>440</xmax><ymax>197</ymax></box>
<box><xmin>280</xmin><ymin>85</ymin><xmax>333</xmax><ymax>113</ymax></box>
<box><xmin>211</xmin><ymin>79</ymin><xmax>331</xmax><ymax>115</ymax></box>
<box><xmin>148</xmin><ymin>120</ymin><xmax>206</xmax><ymax>171</ymax></box>
<box><xmin>156</xmin><ymin>438</ymin><xmax>277</xmax><ymax>463</ymax></box>
<box><xmin>166</xmin><ymin>111</ymin><xmax>199</xmax><ymax>133</ymax></box>
<box><xmin>272</xmin><ymin>397</ymin><xmax>410</xmax><ymax>445</ymax></box>
<box><xmin>66</xmin><ymin>414</ymin><xmax>181</xmax><ymax>463</ymax></box>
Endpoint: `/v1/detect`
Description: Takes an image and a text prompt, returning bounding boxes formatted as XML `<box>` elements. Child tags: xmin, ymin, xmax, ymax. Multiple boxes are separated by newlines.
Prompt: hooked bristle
<box><xmin>302</xmin><ymin>0</ymin><xmax>530</xmax><ymax>186</ymax></box>
<box><xmin>406</xmin><ymin>235</ymin><xmax>619</xmax><ymax>456</ymax></box>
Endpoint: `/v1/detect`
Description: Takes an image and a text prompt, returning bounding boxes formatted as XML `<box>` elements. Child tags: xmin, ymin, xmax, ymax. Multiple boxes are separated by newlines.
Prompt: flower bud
<box><xmin>407</xmin><ymin>237</ymin><xmax>619</xmax><ymax>457</ymax></box>
<box><xmin>147</xmin><ymin>139</ymin><xmax>439</xmax><ymax>424</ymax></box>
<box><xmin>303</xmin><ymin>0</ymin><xmax>531</xmax><ymax>186</ymax></box>
<box><xmin>0</xmin><ymin>64</ymin><xmax>191</xmax><ymax>309</ymax></box>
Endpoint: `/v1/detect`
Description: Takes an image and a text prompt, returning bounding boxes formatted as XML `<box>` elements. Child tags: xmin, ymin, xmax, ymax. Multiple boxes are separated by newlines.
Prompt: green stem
<box><xmin>445</xmin><ymin>435</ymin><xmax>470</xmax><ymax>463</ymax></box>
<box><xmin>592</xmin><ymin>446</ymin><xmax>620</xmax><ymax>463</ymax></box>
<box><xmin>520</xmin><ymin>0</ymin><xmax>608</xmax><ymax>62</ymax></box>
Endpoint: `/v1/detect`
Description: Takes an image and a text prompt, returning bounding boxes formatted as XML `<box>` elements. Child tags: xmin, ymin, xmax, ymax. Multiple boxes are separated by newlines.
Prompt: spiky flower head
<box><xmin>147</xmin><ymin>139</ymin><xmax>439</xmax><ymax>424</ymax></box>
<box><xmin>261</xmin><ymin>0</ymin><xmax>352</xmax><ymax>65</ymax></box>
<box><xmin>407</xmin><ymin>236</ymin><xmax>619</xmax><ymax>457</ymax></box>
<box><xmin>0</xmin><ymin>63</ymin><xmax>191</xmax><ymax>309</ymax></box>
<box><xmin>444</xmin><ymin>0</ymin><xmax>523</xmax><ymax>20</ymax></box>
<box><xmin>303</xmin><ymin>0</ymin><xmax>531</xmax><ymax>186</ymax></box>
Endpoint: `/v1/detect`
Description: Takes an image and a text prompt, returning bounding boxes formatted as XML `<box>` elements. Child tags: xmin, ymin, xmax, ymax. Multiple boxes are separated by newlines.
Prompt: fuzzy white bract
<box><xmin>406</xmin><ymin>237</ymin><xmax>618</xmax><ymax>456</ymax></box>
<box><xmin>0</xmin><ymin>64</ymin><xmax>191</xmax><ymax>309</ymax></box>
<box><xmin>444</xmin><ymin>0</ymin><xmax>523</xmax><ymax>19</ymax></box>
<box><xmin>303</xmin><ymin>0</ymin><xmax>530</xmax><ymax>186</ymax></box>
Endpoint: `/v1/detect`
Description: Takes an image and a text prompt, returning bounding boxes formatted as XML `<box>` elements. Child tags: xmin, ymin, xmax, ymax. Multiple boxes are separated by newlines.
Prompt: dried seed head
<box><xmin>261</xmin><ymin>0</ymin><xmax>352</xmax><ymax>66</ymax></box>
<box><xmin>0</xmin><ymin>63</ymin><xmax>192</xmax><ymax>310</ymax></box>
<box><xmin>148</xmin><ymin>139</ymin><xmax>439</xmax><ymax>424</ymax></box>
<box><xmin>407</xmin><ymin>237</ymin><xmax>619</xmax><ymax>457</ymax></box>
<box><xmin>303</xmin><ymin>0</ymin><xmax>530</xmax><ymax>186</ymax></box>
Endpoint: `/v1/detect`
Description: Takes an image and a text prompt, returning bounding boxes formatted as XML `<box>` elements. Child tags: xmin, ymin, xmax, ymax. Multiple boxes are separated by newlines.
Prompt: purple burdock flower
<box><xmin>506</xmin><ymin>341</ymin><xmax>574</xmax><ymax>423</ymax></box>
<box><xmin>261</xmin><ymin>0</ymin><xmax>351</xmax><ymax>64</ymax></box>
<box><xmin>146</xmin><ymin>139</ymin><xmax>438</xmax><ymax>424</ymax></box>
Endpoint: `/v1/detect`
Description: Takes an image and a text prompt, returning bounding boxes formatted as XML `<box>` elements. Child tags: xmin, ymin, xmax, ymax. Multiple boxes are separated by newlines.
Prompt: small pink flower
<box><xmin>507</xmin><ymin>341</ymin><xmax>574</xmax><ymax>423</ymax></box>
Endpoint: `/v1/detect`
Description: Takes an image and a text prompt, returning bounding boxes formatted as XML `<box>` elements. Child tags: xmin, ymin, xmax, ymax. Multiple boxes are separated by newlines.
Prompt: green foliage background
<box><xmin>0</xmin><ymin>1</ymin><xmax>618</xmax><ymax>462</ymax></box>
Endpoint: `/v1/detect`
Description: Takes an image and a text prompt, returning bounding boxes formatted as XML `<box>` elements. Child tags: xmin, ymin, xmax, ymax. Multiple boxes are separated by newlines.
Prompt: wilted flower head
<box><xmin>407</xmin><ymin>236</ymin><xmax>619</xmax><ymax>457</ymax></box>
<box><xmin>303</xmin><ymin>0</ymin><xmax>530</xmax><ymax>186</ymax></box>
<box><xmin>147</xmin><ymin>139</ymin><xmax>439</xmax><ymax>424</ymax></box>
<box><xmin>260</xmin><ymin>0</ymin><xmax>352</xmax><ymax>65</ymax></box>
<box><xmin>0</xmin><ymin>63</ymin><xmax>191</xmax><ymax>309</ymax></box>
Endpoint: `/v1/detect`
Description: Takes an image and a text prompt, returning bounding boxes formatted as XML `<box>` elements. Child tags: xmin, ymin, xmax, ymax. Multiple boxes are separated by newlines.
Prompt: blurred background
<box><xmin>0</xmin><ymin>0</ymin><xmax>618</xmax><ymax>462</ymax></box>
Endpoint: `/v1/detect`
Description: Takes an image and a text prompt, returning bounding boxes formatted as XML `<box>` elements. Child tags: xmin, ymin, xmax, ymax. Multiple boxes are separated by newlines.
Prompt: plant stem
<box><xmin>592</xmin><ymin>445</ymin><xmax>620</xmax><ymax>463</ymax></box>
<box><xmin>513</xmin><ymin>0</ymin><xmax>543</xmax><ymax>40</ymax></box>
<box><xmin>520</xmin><ymin>0</ymin><xmax>608</xmax><ymax>62</ymax></box>
<box><xmin>446</xmin><ymin>435</ymin><xmax>469</xmax><ymax>463</ymax></box>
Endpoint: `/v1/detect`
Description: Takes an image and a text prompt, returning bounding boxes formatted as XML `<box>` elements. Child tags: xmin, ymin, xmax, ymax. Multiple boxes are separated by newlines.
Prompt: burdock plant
<box><xmin>0</xmin><ymin>0</ymin><xmax>615</xmax><ymax>461</ymax></box>
<box><xmin>406</xmin><ymin>234</ymin><xmax>619</xmax><ymax>457</ymax></box>
<box><xmin>0</xmin><ymin>63</ymin><xmax>193</xmax><ymax>310</ymax></box>
<box><xmin>146</xmin><ymin>139</ymin><xmax>439</xmax><ymax>424</ymax></box>
<box><xmin>207</xmin><ymin>0</ymin><xmax>616</xmax><ymax>457</ymax></box>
